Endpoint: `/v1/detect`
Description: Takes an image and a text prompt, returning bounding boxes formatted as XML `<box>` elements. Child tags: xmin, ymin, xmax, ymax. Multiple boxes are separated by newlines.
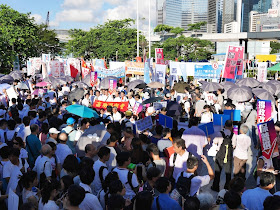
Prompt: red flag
<box><xmin>81</xmin><ymin>59</ymin><xmax>88</xmax><ymax>68</ymax></box>
<box><xmin>119</xmin><ymin>77</ymin><xmax>123</xmax><ymax>84</ymax></box>
<box><xmin>90</xmin><ymin>64</ymin><xmax>95</xmax><ymax>71</ymax></box>
<box><xmin>81</xmin><ymin>59</ymin><xmax>90</xmax><ymax>79</ymax></box>
<box><xmin>70</xmin><ymin>64</ymin><xmax>78</xmax><ymax>78</ymax></box>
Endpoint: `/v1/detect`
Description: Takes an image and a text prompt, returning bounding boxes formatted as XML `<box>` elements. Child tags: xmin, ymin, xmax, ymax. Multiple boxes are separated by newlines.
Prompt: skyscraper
<box><xmin>252</xmin><ymin>0</ymin><xmax>272</xmax><ymax>13</ymax></box>
<box><xmin>222</xmin><ymin>0</ymin><xmax>235</xmax><ymax>31</ymax></box>
<box><xmin>165</xmin><ymin>0</ymin><xmax>182</xmax><ymax>27</ymax></box>
<box><xmin>156</xmin><ymin>0</ymin><xmax>166</xmax><ymax>25</ymax></box>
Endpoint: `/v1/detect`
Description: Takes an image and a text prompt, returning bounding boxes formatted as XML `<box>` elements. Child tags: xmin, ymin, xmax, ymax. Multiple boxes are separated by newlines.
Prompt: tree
<box><xmin>187</xmin><ymin>21</ymin><xmax>207</xmax><ymax>32</ymax></box>
<box><xmin>154</xmin><ymin>24</ymin><xmax>174</xmax><ymax>34</ymax></box>
<box><xmin>0</xmin><ymin>4</ymin><xmax>62</xmax><ymax>72</ymax></box>
<box><xmin>270</xmin><ymin>41</ymin><xmax>280</xmax><ymax>54</ymax></box>
<box><xmin>65</xmin><ymin>19</ymin><xmax>145</xmax><ymax>61</ymax></box>
<box><xmin>170</xmin><ymin>27</ymin><xmax>185</xmax><ymax>35</ymax></box>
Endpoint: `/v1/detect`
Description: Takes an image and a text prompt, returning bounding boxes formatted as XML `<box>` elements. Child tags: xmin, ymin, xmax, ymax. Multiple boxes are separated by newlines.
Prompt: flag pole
<box><xmin>137</xmin><ymin>0</ymin><xmax>139</xmax><ymax>58</ymax></box>
<box><xmin>149</xmin><ymin>0</ymin><xmax>151</xmax><ymax>58</ymax></box>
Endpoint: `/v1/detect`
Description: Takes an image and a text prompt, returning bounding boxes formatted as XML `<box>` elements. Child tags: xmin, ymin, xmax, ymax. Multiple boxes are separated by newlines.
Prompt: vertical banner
<box><xmin>257</xmin><ymin>120</ymin><xmax>277</xmax><ymax>159</ymax></box>
<box><xmin>257</xmin><ymin>62</ymin><xmax>268</xmax><ymax>82</ymax></box>
<box><xmin>90</xmin><ymin>71</ymin><xmax>98</xmax><ymax>87</ymax></box>
<box><xmin>257</xmin><ymin>100</ymin><xmax>272</xmax><ymax>123</ymax></box>
<box><xmin>42</xmin><ymin>62</ymin><xmax>48</xmax><ymax>79</ymax></box>
<box><xmin>108</xmin><ymin>79</ymin><xmax>117</xmax><ymax>95</ymax></box>
<box><xmin>27</xmin><ymin>61</ymin><xmax>35</xmax><ymax>76</ymax></box>
<box><xmin>132</xmin><ymin>102</ymin><xmax>143</xmax><ymax>115</ymax></box>
<box><xmin>60</xmin><ymin>62</ymin><xmax>65</xmax><ymax>77</ymax></box>
<box><xmin>223</xmin><ymin>46</ymin><xmax>244</xmax><ymax>80</ymax></box>
<box><xmin>180</xmin><ymin>62</ymin><xmax>187</xmax><ymax>82</ymax></box>
<box><xmin>48</xmin><ymin>61</ymin><xmax>60</xmax><ymax>78</ymax></box>
<box><xmin>155</xmin><ymin>64</ymin><xmax>166</xmax><ymax>86</ymax></box>
<box><xmin>144</xmin><ymin>61</ymin><xmax>151</xmax><ymax>84</ymax></box>
<box><xmin>155</xmin><ymin>48</ymin><xmax>164</xmax><ymax>64</ymax></box>
<box><xmin>42</xmin><ymin>54</ymin><xmax>51</xmax><ymax>63</ymax></box>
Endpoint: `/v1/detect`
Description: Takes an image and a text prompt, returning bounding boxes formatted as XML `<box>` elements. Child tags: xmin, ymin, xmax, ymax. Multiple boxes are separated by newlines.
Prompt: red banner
<box><xmin>155</xmin><ymin>48</ymin><xmax>164</xmax><ymax>64</ymax></box>
<box><xmin>223</xmin><ymin>46</ymin><xmax>244</xmax><ymax>79</ymax></box>
<box><xmin>93</xmin><ymin>100</ymin><xmax>128</xmax><ymax>112</ymax></box>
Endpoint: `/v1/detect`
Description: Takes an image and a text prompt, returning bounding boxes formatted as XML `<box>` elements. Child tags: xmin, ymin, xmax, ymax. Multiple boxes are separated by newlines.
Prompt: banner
<box><xmin>257</xmin><ymin>62</ymin><xmax>268</xmax><ymax>82</ymax></box>
<box><xmin>144</xmin><ymin>61</ymin><xmax>151</xmax><ymax>84</ymax></box>
<box><xmin>42</xmin><ymin>54</ymin><xmax>51</xmax><ymax>63</ymax></box>
<box><xmin>257</xmin><ymin>100</ymin><xmax>272</xmax><ymax>123</ymax></box>
<box><xmin>27</xmin><ymin>61</ymin><xmax>35</xmax><ymax>76</ymax></box>
<box><xmin>194</xmin><ymin>64</ymin><xmax>223</xmax><ymax>80</ymax></box>
<box><xmin>30</xmin><ymin>58</ymin><xmax>42</xmax><ymax>71</ymax></box>
<box><xmin>93</xmin><ymin>100</ymin><xmax>128</xmax><ymax>112</ymax></box>
<box><xmin>67</xmin><ymin>58</ymin><xmax>80</xmax><ymax>76</ymax></box>
<box><xmin>60</xmin><ymin>62</ymin><xmax>65</xmax><ymax>77</ymax></box>
<box><xmin>125</xmin><ymin>61</ymin><xmax>145</xmax><ymax>75</ymax></box>
<box><xmin>95</xmin><ymin>66</ymin><xmax>125</xmax><ymax>79</ymax></box>
<box><xmin>48</xmin><ymin>61</ymin><xmax>61</xmax><ymax>77</ymax></box>
<box><xmin>223</xmin><ymin>46</ymin><xmax>244</xmax><ymax>79</ymax></box>
<box><xmin>180</xmin><ymin>62</ymin><xmax>187</xmax><ymax>82</ymax></box>
<box><xmin>132</xmin><ymin>102</ymin><xmax>143</xmax><ymax>115</ymax></box>
<box><xmin>256</xmin><ymin>55</ymin><xmax>277</xmax><ymax>62</ymax></box>
<box><xmin>159</xmin><ymin>114</ymin><xmax>173</xmax><ymax>129</ymax></box>
<box><xmin>257</xmin><ymin>120</ymin><xmax>277</xmax><ymax>159</ymax></box>
<box><xmin>135</xmin><ymin>116</ymin><xmax>153</xmax><ymax>132</ymax></box>
<box><xmin>155</xmin><ymin>64</ymin><xmax>166</xmax><ymax>86</ymax></box>
<box><xmin>90</xmin><ymin>71</ymin><xmax>98</xmax><ymax>87</ymax></box>
<box><xmin>108</xmin><ymin>79</ymin><xmax>117</xmax><ymax>95</ymax></box>
<box><xmin>155</xmin><ymin>48</ymin><xmax>164</xmax><ymax>64</ymax></box>
<box><xmin>94</xmin><ymin>59</ymin><xmax>105</xmax><ymax>68</ymax></box>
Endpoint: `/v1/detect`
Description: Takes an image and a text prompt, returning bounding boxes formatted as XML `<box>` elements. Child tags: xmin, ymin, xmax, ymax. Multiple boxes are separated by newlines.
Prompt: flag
<box><xmin>70</xmin><ymin>64</ymin><xmax>78</xmax><ymax>78</ymax></box>
<box><xmin>119</xmin><ymin>77</ymin><xmax>123</xmax><ymax>84</ymax></box>
<box><xmin>81</xmin><ymin>59</ymin><xmax>90</xmax><ymax>79</ymax></box>
<box><xmin>90</xmin><ymin>64</ymin><xmax>95</xmax><ymax>72</ymax></box>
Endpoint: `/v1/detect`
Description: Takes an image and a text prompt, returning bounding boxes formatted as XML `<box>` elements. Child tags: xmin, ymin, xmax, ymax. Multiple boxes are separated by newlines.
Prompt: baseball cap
<box><xmin>125</xmin><ymin>110</ymin><xmax>133</xmax><ymax>117</ymax></box>
<box><xmin>49</xmin><ymin>128</ymin><xmax>60</xmax><ymax>134</ymax></box>
<box><xmin>66</xmin><ymin>117</ymin><xmax>76</xmax><ymax>125</ymax></box>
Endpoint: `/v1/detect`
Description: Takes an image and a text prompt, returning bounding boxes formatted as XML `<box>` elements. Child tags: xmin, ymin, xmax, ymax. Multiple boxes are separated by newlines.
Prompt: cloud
<box><xmin>30</xmin><ymin>14</ymin><xmax>44</xmax><ymax>24</ymax></box>
<box><xmin>56</xmin><ymin>9</ymin><xmax>95</xmax><ymax>22</ymax></box>
<box><xmin>62</xmin><ymin>0</ymin><xmax>103</xmax><ymax>10</ymax></box>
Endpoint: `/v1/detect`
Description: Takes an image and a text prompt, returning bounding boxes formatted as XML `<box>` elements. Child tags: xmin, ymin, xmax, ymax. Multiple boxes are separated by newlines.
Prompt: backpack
<box><xmin>10</xmin><ymin>105</ymin><xmax>18</xmax><ymax>117</ymax></box>
<box><xmin>99</xmin><ymin>166</ymin><xmax>108</xmax><ymax>185</ymax></box>
<box><xmin>4</xmin><ymin>131</ymin><xmax>17</xmax><ymax>148</ymax></box>
<box><xmin>126</xmin><ymin>171</ymin><xmax>138</xmax><ymax>193</ymax></box>
<box><xmin>176</xmin><ymin>172</ymin><xmax>195</xmax><ymax>198</ymax></box>
<box><xmin>216</xmin><ymin>131</ymin><xmax>234</xmax><ymax>163</ymax></box>
<box><xmin>39</xmin><ymin>161</ymin><xmax>49</xmax><ymax>189</ymax></box>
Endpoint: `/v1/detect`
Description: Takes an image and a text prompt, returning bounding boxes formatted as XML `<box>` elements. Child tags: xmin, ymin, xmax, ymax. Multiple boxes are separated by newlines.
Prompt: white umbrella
<box><xmin>16</xmin><ymin>82</ymin><xmax>29</xmax><ymax>90</ymax></box>
<box><xmin>252</xmin><ymin>88</ymin><xmax>275</xmax><ymax>104</ymax></box>
<box><xmin>227</xmin><ymin>86</ymin><xmax>252</xmax><ymax>102</ymax></box>
<box><xmin>202</xmin><ymin>82</ymin><xmax>222</xmax><ymax>92</ymax></box>
<box><xmin>259</xmin><ymin>83</ymin><xmax>276</xmax><ymax>95</ymax></box>
<box><xmin>237</xmin><ymin>78</ymin><xmax>260</xmax><ymax>88</ymax></box>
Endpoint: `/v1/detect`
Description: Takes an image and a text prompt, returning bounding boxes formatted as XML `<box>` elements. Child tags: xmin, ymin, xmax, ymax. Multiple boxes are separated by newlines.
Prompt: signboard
<box><xmin>257</xmin><ymin>62</ymin><xmax>268</xmax><ymax>82</ymax></box>
<box><xmin>95</xmin><ymin>66</ymin><xmax>125</xmax><ymax>79</ymax></box>
<box><xmin>92</xmin><ymin>100</ymin><xmax>128</xmax><ymax>112</ymax></box>
<box><xmin>213</xmin><ymin>114</ymin><xmax>231</xmax><ymax>126</ymax></box>
<box><xmin>132</xmin><ymin>102</ymin><xmax>143</xmax><ymax>115</ymax></box>
<box><xmin>198</xmin><ymin>122</ymin><xmax>214</xmax><ymax>136</ymax></box>
<box><xmin>153</xmin><ymin>101</ymin><xmax>167</xmax><ymax>111</ymax></box>
<box><xmin>155</xmin><ymin>48</ymin><xmax>164</xmax><ymax>64</ymax></box>
<box><xmin>155</xmin><ymin>64</ymin><xmax>166</xmax><ymax>85</ymax></box>
<box><xmin>223</xmin><ymin>110</ymin><xmax>241</xmax><ymax>121</ymax></box>
<box><xmin>27</xmin><ymin>61</ymin><xmax>35</xmax><ymax>76</ymax></box>
<box><xmin>257</xmin><ymin>120</ymin><xmax>277</xmax><ymax>159</ymax></box>
<box><xmin>223</xmin><ymin>46</ymin><xmax>244</xmax><ymax>79</ymax></box>
<box><xmin>159</xmin><ymin>114</ymin><xmax>173</xmax><ymax>129</ymax></box>
<box><xmin>144</xmin><ymin>61</ymin><xmax>151</xmax><ymax>84</ymax></box>
<box><xmin>256</xmin><ymin>55</ymin><xmax>277</xmax><ymax>62</ymax></box>
<box><xmin>135</xmin><ymin>116</ymin><xmax>153</xmax><ymax>132</ymax></box>
<box><xmin>48</xmin><ymin>61</ymin><xmax>61</xmax><ymax>77</ymax></box>
<box><xmin>257</xmin><ymin>100</ymin><xmax>272</xmax><ymax>123</ymax></box>
<box><xmin>194</xmin><ymin>64</ymin><xmax>223</xmax><ymax>80</ymax></box>
<box><xmin>90</xmin><ymin>71</ymin><xmax>98</xmax><ymax>87</ymax></box>
<box><xmin>108</xmin><ymin>79</ymin><xmax>117</xmax><ymax>95</ymax></box>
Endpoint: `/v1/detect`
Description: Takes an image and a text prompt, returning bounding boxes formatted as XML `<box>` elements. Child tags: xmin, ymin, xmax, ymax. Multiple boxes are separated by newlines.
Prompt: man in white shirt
<box><xmin>233</xmin><ymin>124</ymin><xmax>251</xmax><ymax>179</ymax></box>
<box><xmin>46</xmin><ymin>127</ymin><xmax>60</xmax><ymax>144</ymax></box>
<box><xmin>120</xmin><ymin>91</ymin><xmax>128</xmax><ymax>102</ymax></box>
<box><xmin>112</xmin><ymin>106</ymin><xmax>122</xmax><ymax>122</ymax></box>
<box><xmin>62</xmin><ymin>84</ymin><xmax>70</xmax><ymax>95</ymax></box>
<box><xmin>113</xmin><ymin>152</ymin><xmax>139</xmax><ymax>200</ymax></box>
<box><xmin>106</xmin><ymin>134</ymin><xmax>118</xmax><ymax>171</ymax></box>
<box><xmin>113</xmin><ymin>92</ymin><xmax>121</xmax><ymax>102</ymax></box>
<box><xmin>79</xmin><ymin>166</ymin><xmax>103</xmax><ymax>210</ymax></box>
<box><xmin>82</xmin><ymin>93</ymin><xmax>90</xmax><ymax>107</ymax></box>
<box><xmin>93</xmin><ymin>146</ymin><xmax>110</xmax><ymax>195</ymax></box>
<box><xmin>127</xmin><ymin>92</ymin><xmax>135</xmax><ymax>109</ymax></box>
<box><xmin>169</xmin><ymin>138</ymin><xmax>189</xmax><ymax>180</ymax></box>
<box><xmin>89</xmin><ymin>89</ymin><xmax>95</xmax><ymax>105</ymax></box>
<box><xmin>0</xmin><ymin>119</ymin><xmax>7</xmax><ymax>143</ymax></box>
<box><xmin>33</xmin><ymin>144</ymin><xmax>53</xmax><ymax>182</ymax></box>
<box><xmin>55</xmin><ymin>133</ymin><xmax>72</xmax><ymax>165</ymax></box>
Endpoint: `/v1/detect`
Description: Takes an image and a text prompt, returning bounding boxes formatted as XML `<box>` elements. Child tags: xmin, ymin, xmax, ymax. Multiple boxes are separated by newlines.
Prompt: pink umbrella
<box><xmin>32</xmin><ymin>89</ymin><xmax>47</xmax><ymax>95</ymax></box>
<box><xmin>36</xmin><ymin>81</ymin><xmax>50</xmax><ymax>87</ymax></box>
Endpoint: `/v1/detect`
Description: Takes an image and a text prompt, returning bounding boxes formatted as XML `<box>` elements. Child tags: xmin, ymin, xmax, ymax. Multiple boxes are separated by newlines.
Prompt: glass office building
<box><xmin>165</xmin><ymin>0</ymin><xmax>183</xmax><ymax>27</ymax></box>
<box><xmin>252</xmin><ymin>0</ymin><xmax>272</xmax><ymax>13</ymax></box>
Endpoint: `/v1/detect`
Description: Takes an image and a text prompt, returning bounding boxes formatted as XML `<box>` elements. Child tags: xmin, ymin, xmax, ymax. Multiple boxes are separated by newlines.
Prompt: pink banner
<box><xmin>155</xmin><ymin>48</ymin><xmax>164</xmax><ymax>64</ymax></box>
<box><xmin>223</xmin><ymin>46</ymin><xmax>244</xmax><ymax>79</ymax></box>
<box><xmin>90</xmin><ymin>71</ymin><xmax>98</xmax><ymax>87</ymax></box>
<box><xmin>132</xmin><ymin>102</ymin><xmax>143</xmax><ymax>115</ymax></box>
<box><xmin>109</xmin><ymin>79</ymin><xmax>117</xmax><ymax>95</ymax></box>
<box><xmin>257</xmin><ymin>100</ymin><xmax>272</xmax><ymax>123</ymax></box>
<box><xmin>258</xmin><ymin>120</ymin><xmax>277</xmax><ymax>159</ymax></box>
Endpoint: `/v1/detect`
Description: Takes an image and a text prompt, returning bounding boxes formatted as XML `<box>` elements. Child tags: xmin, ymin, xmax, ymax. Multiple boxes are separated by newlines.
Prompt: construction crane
<box><xmin>46</xmin><ymin>11</ymin><xmax>49</xmax><ymax>27</ymax></box>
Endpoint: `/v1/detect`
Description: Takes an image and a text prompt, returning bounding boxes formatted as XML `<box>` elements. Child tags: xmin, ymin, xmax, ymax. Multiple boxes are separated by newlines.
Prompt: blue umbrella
<box><xmin>66</xmin><ymin>104</ymin><xmax>99</xmax><ymax>118</ymax></box>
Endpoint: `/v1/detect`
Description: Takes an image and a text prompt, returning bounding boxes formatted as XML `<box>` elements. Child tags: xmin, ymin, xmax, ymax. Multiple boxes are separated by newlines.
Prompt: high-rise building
<box><xmin>156</xmin><ymin>0</ymin><xmax>166</xmax><ymax>25</ymax></box>
<box><xmin>165</xmin><ymin>0</ymin><xmax>182</xmax><ymax>27</ymax></box>
<box><xmin>222</xmin><ymin>0</ymin><xmax>235</xmax><ymax>31</ymax></box>
<box><xmin>242</xmin><ymin>0</ymin><xmax>250</xmax><ymax>32</ymax></box>
<box><xmin>252</xmin><ymin>0</ymin><xmax>272</xmax><ymax>13</ymax></box>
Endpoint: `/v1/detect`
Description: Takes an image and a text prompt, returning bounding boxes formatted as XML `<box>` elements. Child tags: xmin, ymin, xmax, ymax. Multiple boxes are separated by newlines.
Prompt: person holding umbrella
<box><xmin>61</xmin><ymin>117</ymin><xmax>77</xmax><ymax>154</ymax></box>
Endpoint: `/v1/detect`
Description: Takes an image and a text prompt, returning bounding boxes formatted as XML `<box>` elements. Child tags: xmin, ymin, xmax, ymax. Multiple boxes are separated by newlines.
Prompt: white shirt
<box><xmin>55</xmin><ymin>143</ymin><xmax>72</xmax><ymax>165</ymax></box>
<box><xmin>233</xmin><ymin>134</ymin><xmax>251</xmax><ymax>160</ymax></box>
<box><xmin>113</xmin><ymin>167</ymin><xmax>139</xmax><ymax>200</ymax></box>
<box><xmin>169</xmin><ymin>151</ymin><xmax>189</xmax><ymax>179</ymax></box>
<box><xmin>33</xmin><ymin>156</ymin><xmax>52</xmax><ymax>180</ymax></box>
<box><xmin>20</xmin><ymin>148</ymin><xmax>28</xmax><ymax>159</ymax></box>
<box><xmin>75</xmin><ymin>129</ymin><xmax>84</xmax><ymax>141</ymax></box>
<box><xmin>175</xmin><ymin>172</ymin><xmax>210</xmax><ymax>196</ymax></box>
<box><xmin>62</xmin><ymin>86</ymin><xmax>70</xmax><ymax>95</ymax></box>
<box><xmin>82</xmin><ymin>98</ymin><xmax>90</xmax><ymax>107</ymax></box>
<box><xmin>113</xmin><ymin>97</ymin><xmax>121</xmax><ymax>102</ymax></box>
<box><xmin>93</xmin><ymin>159</ymin><xmax>109</xmax><ymax>195</ymax></box>
<box><xmin>6</xmin><ymin>166</ymin><xmax>22</xmax><ymax>194</ymax></box>
<box><xmin>113</xmin><ymin>112</ymin><xmax>122</xmax><ymax>122</ymax></box>
<box><xmin>42</xmin><ymin>200</ymin><xmax>59</xmax><ymax>210</ymax></box>
<box><xmin>184</xmin><ymin>101</ymin><xmax>191</xmax><ymax>113</ymax></box>
<box><xmin>79</xmin><ymin>183</ymin><xmax>103</xmax><ymax>210</ymax></box>
<box><xmin>106</xmin><ymin>146</ymin><xmax>117</xmax><ymax>171</ymax></box>
<box><xmin>128</xmin><ymin>98</ymin><xmax>136</xmax><ymax>108</ymax></box>
<box><xmin>3</xmin><ymin>159</ymin><xmax>29</xmax><ymax>179</ymax></box>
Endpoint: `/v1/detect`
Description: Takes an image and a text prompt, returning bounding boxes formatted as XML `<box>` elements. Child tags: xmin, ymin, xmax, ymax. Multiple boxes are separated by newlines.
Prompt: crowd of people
<box><xmin>0</xmin><ymin>74</ymin><xmax>280</xmax><ymax>210</ymax></box>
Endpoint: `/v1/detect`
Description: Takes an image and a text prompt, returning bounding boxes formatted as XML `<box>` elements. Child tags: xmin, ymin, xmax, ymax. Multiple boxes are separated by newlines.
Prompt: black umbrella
<box><xmin>135</xmin><ymin>83</ymin><xmax>147</xmax><ymax>89</ymax></box>
<box><xmin>127</xmin><ymin>79</ymin><xmax>145</xmax><ymax>91</ymax></box>
<box><xmin>9</xmin><ymin>71</ymin><xmax>23</xmax><ymax>80</ymax></box>
<box><xmin>142</xmin><ymin>97</ymin><xmax>163</xmax><ymax>105</ymax></box>
<box><xmin>68</xmin><ymin>88</ymin><xmax>85</xmax><ymax>102</ymax></box>
<box><xmin>0</xmin><ymin>75</ymin><xmax>14</xmax><ymax>84</ymax></box>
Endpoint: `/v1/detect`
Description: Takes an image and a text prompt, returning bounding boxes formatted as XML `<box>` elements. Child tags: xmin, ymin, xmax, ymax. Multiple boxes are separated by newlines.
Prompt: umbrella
<box><xmin>72</xmin><ymin>81</ymin><xmax>88</xmax><ymax>89</ymax></box>
<box><xmin>0</xmin><ymin>83</ymin><xmax>11</xmax><ymax>94</ymax></box>
<box><xmin>142</xmin><ymin>97</ymin><xmax>163</xmax><ymax>105</ymax></box>
<box><xmin>66</xmin><ymin>104</ymin><xmax>99</xmax><ymax>118</ymax></box>
<box><xmin>127</xmin><ymin>79</ymin><xmax>145</xmax><ymax>91</ymax></box>
<box><xmin>36</xmin><ymin>81</ymin><xmax>50</xmax><ymax>87</ymax></box>
<box><xmin>227</xmin><ymin>86</ymin><xmax>252</xmax><ymax>102</ymax></box>
<box><xmin>52</xmin><ymin>78</ymin><xmax>67</xmax><ymax>87</ymax></box>
<box><xmin>0</xmin><ymin>74</ymin><xmax>4</xmax><ymax>78</ymax></box>
<box><xmin>252</xmin><ymin>88</ymin><xmax>276</xmax><ymax>104</ymax></box>
<box><xmin>32</xmin><ymin>89</ymin><xmax>47</xmax><ymax>96</ymax></box>
<box><xmin>202</xmin><ymin>82</ymin><xmax>222</xmax><ymax>92</ymax></box>
<box><xmin>236</xmin><ymin>78</ymin><xmax>260</xmax><ymax>88</ymax></box>
<box><xmin>173</xmin><ymin>82</ymin><xmax>189</xmax><ymax>93</ymax></box>
<box><xmin>0</xmin><ymin>75</ymin><xmax>14</xmax><ymax>84</ymax></box>
<box><xmin>221</xmin><ymin>81</ymin><xmax>237</xmax><ymax>91</ymax></box>
<box><xmin>135</xmin><ymin>83</ymin><xmax>147</xmax><ymax>89</ymax></box>
<box><xmin>99</xmin><ymin>76</ymin><xmax>118</xmax><ymax>89</ymax></box>
<box><xmin>267</xmin><ymin>80</ymin><xmax>280</xmax><ymax>86</ymax></box>
<box><xmin>61</xmin><ymin>75</ymin><xmax>74</xmax><ymax>83</ymax></box>
<box><xmin>147</xmin><ymin>82</ymin><xmax>165</xmax><ymax>89</ymax></box>
<box><xmin>268</xmin><ymin>63</ymin><xmax>280</xmax><ymax>71</ymax></box>
<box><xmin>9</xmin><ymin>71</ymin><xmax>23</xmax><ymax>80</ymax></box>
<box><xmin>259</xmin><ymin>83</ymin><xmax>276</xmax><ymax>95</ymax></box>
<box><xmin>68</xmin><ymin>88</ymin><xmax>85</xmax><ymax>101</ymax></box>
<box><xmin>82</xmin><ymin>75</ymin><xmax>91</xmax><ymax>87</ymax></box>
<box><xmin>16</xmin><ymin>82</ymin><xmax>29</xmax><ymax>90</ymax></box>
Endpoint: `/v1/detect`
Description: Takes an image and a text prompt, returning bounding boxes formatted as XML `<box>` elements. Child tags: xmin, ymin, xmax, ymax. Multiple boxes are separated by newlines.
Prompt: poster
<box><xmin>159</xmin><ymin>114</ymin><xmax>173</xmax><ymax>129</ymax></box>
<box><xmin>153</xmin><ymin>102</ymin><xmax>167</xmax><ymax>111</ymax></box>
<box><xmin>144</xmin><ymin>61</ymin><xmax>151</xmax><ymax>84</ymax></box>
<box><xmin>194</xmin><ymin>64</ymin><xmax>223</xmax><ymax>80</ymax></box>
<box><xmin>60</xmin><ymin>62</ymin><xmax>65</xmax><ymax>77</ymax></box>
<box><xmin>257</xmin><ymin>100</ymin><xmax>272</xmax><ymax>123</ymax></box>
<box><xmin>213</xmin><ymin>114</ymin><xmax>231</xmax><ymax>126</ymax></box>
<box><xmin>82</xmin><ymin>67</ymin><xmax>90</xmax><ymax>79</ymax></box>
<box><xmin>132</xmin><ymin>102</ymin><xmax>143</xmax><ymax>115</ymax></box>
<box><xmin>180</xmin><ymin>62</ymin><xmax>187</xmax><ymax>82</ymax></box>
<box><xmin>155</xmin><ymin>48</ymin><xmax>164</xmax><ymax>64</ymax></box>
<box><xmin>155</xmin><ymin>64</ymin><xmax>166</xmax><ymax>86</ymax></box>
<box><xmin>42</xmin><ymin>54</ymin><xmax>51</xmax><ymax>63</ymax></box>
<box><xmin>90</xmin><ymin>71</ymin><xmax>98</xmax><ymax>87</ymax></box>
<box><xmin>257</xmin><ymin>62</ymin><xmax>268</xmax><ymax>82</ymax></box>
<box><xmin>31</xmin><ymin>57</ymin><xmax>42</xmax><ymax>71</ymax></box>
<box><xmin>198</xmin><ymin>122</ymin><xmax>214</xmax><ymax>136</ymax></box>
<box><xmin>135</xmin><ymin>116</ymin><xmax>153</xmax><ymax>132</ymax></box>
<box><xmin>223</xmin><ymin>46</ymin><xmax>244</xmax><ymax>79</ymax></box>
<box><xmin>223</xmin><ymin>110</ymin><xmax>241</xmax><ymax>121</ymax></box>
<box><xmin>93</xmin><ymin>100</ymin><xmax>128</xmax><ymax>112</ymax></box>
<box><xmin>27</xmin><ymin>61</ymin><xmax>35</xmax><ymax>76</ymax></box>
<box><xmin>96</xmin><ymin>66</ymin><xmax>125</xmax><ymax>79</ymax></box>
<box><xmin>108</xmin><ymin>79</ymin><xmax>117</xmax><ymax>95</ymax></box>
<box><xmin>257</xmin><ymin>120</ymin><xmax>277</xmax><ymax>159</ymax></box>
<box><xmin>48</xmin><ymin>61</ymin><xmax>61</xmax><ymax>77</ymax></box>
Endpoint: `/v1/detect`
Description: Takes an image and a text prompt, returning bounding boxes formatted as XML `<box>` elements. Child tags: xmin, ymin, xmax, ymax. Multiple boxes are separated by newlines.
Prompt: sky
<box><xmin>1</xmin><ymin>0</ymin><xmax>156</xmax><ymax>32</ymax></box>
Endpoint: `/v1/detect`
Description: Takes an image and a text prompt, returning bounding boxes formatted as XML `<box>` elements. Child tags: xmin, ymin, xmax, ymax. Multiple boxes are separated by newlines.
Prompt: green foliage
<box><xmin>270</xmin><ymin>41</ymin><xmax>280</xmax><ymax>54</ymax></box>
<box><xmin>65</xmin><ymin>19</ymin><xmax>143</xmax><ymax>61</ymax></box>
<box><xmin>170</xmin><ymin>27</ymin><xmax>185</xmax><ymax>35</ymax></box>
<box><xmin>187</xmin><ymin>21</ymin><xmax>207</xmax><ymax>31</ymax></box>
<box><xmin>0</xmin><ymin>4</ymin><xmax>61</xmax><ymax>71</ymax></box>
<box><xmin>154</xmin><ymin>24</ymin><xmax>174</xmax><ymax>33</ymax></box>
<box><xmin>162</xmin><ymin>36</ymin><xmax>214</xmax><ymax>61</ymax></box>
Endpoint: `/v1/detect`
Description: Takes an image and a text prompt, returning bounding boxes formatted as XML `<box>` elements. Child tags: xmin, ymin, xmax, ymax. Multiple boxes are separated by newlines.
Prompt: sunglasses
<box><xmin>13</xmin><ymin>142</ymin><xmax>19</xmax><ymax>145</ymax></box>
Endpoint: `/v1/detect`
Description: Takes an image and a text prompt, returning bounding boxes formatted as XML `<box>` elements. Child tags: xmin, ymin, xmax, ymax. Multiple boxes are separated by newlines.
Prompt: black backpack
<box><xmin>216</xmin><ymin>131</ymin><xmax>234</xmax><ymax>162</ymax></box>
<box><xmin>176</xmin><ymin>172</ymin><xmax>195</xmax><ymax>198</ymax></box>
<box><xmin>99</xmin><ymin>166</ymin><xmax>108</xmax><ymax>185</ymax></box>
